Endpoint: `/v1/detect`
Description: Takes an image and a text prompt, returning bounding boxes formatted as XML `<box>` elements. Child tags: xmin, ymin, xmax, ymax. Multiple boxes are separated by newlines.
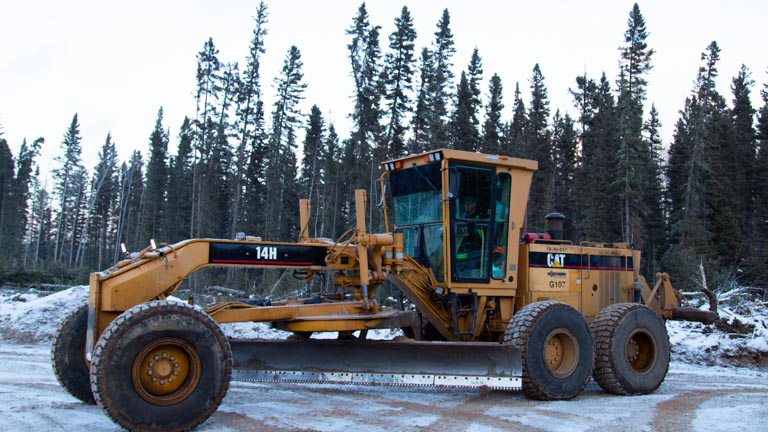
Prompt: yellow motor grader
<box><xmin>52</xmin><ymin>149</ymin><xmax>717</xmax><ymax>431</ymax></box>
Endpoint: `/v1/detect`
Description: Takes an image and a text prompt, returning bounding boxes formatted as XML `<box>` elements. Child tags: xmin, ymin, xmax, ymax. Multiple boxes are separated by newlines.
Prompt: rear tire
<box><xmin>505</xmin><ymin>301</ymin><xmax>593</xmax><ymax>400</ymax></box>
<box><xmin>90</xmin><ymin>301</ymin><xmax>231</xmax><ymax>432</ymax></box>
<box><xmin>51</xmin><ymin>304</ymin><xmax>95</xmax><ymax>404</ymax></box>
<box><xmin>591</xmin><ymin>303</ymin><xmax>670</xmax><ymax>395</ymax></box>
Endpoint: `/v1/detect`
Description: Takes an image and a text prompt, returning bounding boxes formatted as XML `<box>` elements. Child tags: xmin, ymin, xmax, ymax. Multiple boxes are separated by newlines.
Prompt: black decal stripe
<box><xmin>529</xmin><ymin>251</ymin><xmax>632</xmax><ymax>271</ymax></box>
<box><xmin>209</xmin><ymin>243</ymin><xmax>327</xmax><ymax>266</ymax></box>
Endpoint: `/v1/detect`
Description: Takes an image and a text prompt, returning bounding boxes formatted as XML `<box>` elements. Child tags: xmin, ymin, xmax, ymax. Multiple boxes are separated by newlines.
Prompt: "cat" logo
<box><xmin>547</xmin><ymin>253</ymin><xmax>566</xmax><ymax>268</ymax></box>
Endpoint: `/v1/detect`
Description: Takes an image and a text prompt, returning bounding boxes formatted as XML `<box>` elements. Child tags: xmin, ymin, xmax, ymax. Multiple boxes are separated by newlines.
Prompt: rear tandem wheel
<box><xmin>89</xmin><ymin>300</ymin><xmax>232</xmax><ymax>432</ymax></box>
<box><xmin>591</xmin><ymin>302</ymin><xmax>670</xmax><ymax>395</ymax></box>
<box><xmin>506</xmin><ymin>301</ymin><xmax>594</xmax><ymax>400</ymax></box>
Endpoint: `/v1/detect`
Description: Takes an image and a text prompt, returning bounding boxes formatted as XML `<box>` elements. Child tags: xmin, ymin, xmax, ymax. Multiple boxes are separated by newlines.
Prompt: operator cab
<box><xmin>384</xmin><ymin>149</ymin><xmax>536</xmax><ymax>287</ymax></box>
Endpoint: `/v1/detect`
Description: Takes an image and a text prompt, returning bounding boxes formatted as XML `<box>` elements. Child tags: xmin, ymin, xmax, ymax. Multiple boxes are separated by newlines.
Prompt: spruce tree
<box><xmin>301</xmin><ymin>105</ymin><xmax>326</xmax><ymax>236</ymax></box>
<box><xmin>410</xmin><ymin>48</ymin><xmax>433</xmax><ymax>153</ymax></box>
<box><xmin>141</xmin><ymin>108</ymin><xmax>169</xmax><ymax>243</ymax></box>
<box><xmin>754</xmin><ymin>75</ymin><xmax>768</xmax><ymax>278</ymax></box>
<box><xmin>467</xmin><ymin>48</ymin><xmax>484</xmax><ymax>151</ymax></box>
<box><xmin>230</xmin><ymin>3</ymin><xmax>268</xmax><ymax>240</ymax></box>
<box><xmin>505</xmin><ymin>83</ymin><xmax>527</xmax><ymax>157</ymax></box>
<box><xmin>641</xmin><ymin>105</ymin><xmax>666</xmax><ymax>276</ymax></box>
<box><xmin>264</xmin><ymin>46</ymin><xmax>306</xmax><ymax>241</ymax></box>
<box><xmin>481</xmin><ymin>73</ymin><xmax>504</xmax><ymax>154</ymax></box>
<box><xmin>165</xmin><ymin>118</ymin><xmax>194</xmax><ymax>242</ymax></box>
<box><xmin>525</xmin><ymin>64</ymin><xmax>552</xmax><ymax>232</ymax></box>
<box><xmin>0</xmin><ymin>137</ymin><xmax>15</xmax><ymax>258</ymax></box>
<box><xmin>52</xmin><ymin>114</ymin><xmax>85</xmax><ymax>264</ymax></box>
<box><xmin>550</xmin><ymin>112</ymin><xmax>578</xmax><ymax>238</ymax></box>
<box><xmin>427</xmin><ymin>9</ymin><xmax>455</xmax><ymax>148</ymax></box>
<box><xmin>383</xmin><ymin>6</ymin><xmax>417</xmax><ymax>158</ymax></box>
<box><xmin>616</xmin><ymin>2</ymin><xmax>654</xmax><ymax>245</ymax></box>
<box><xmin>89</xmin><ymin>133</ymin><xmax>118</xmax><ymax>269</ymax></box>
<box><xmin>451</xmin><ymin>72</ymin><xmax>474</xmax><ymax>151</ymax></box>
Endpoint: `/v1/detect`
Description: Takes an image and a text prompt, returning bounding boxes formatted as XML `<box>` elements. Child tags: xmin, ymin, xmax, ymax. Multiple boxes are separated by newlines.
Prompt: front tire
<box><xmin>51</xmin><ymin>304</ymin><xmax>95</xmax><ymax>404</ymax></box>
<box><xmin>90</xmin><ymin>301</ymin><xmax>232</xmax><ymax>432</ymax></box>
<box><xmin>591</xmin><ymin>303</ymin><xmax>670</xmax><ymax>395</ymax></box>
<box><xmin>506</xmin><ymin>301</ymin><xmax>594</xmax><ymax>400</ymax></box>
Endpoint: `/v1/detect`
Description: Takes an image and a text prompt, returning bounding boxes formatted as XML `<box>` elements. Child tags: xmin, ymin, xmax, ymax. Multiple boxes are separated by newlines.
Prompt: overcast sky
<box><xmin>1</xmin><ymin>0</ymin><xmax>766</xmax><ymax>179</ymax></box>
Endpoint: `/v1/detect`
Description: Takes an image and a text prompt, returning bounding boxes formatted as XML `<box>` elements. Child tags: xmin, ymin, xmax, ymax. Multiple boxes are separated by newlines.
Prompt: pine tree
<box><xmin>52</xmin><ymin>114</ymin><xmax>86</xmax><ymax>264</ymax></box>
<box><xmin>410</xmin><ymin>48</ymin><xmax>433</xmax><ymax>153</ymax></box>
<box><xmin>641</xmin><ymin>105</ymin><xmax>666</xmax><ymax>275</ymax></box>
<box><xmin>346</xmin><ymin>3</ymin><xmax>383</xmax><ymax>229</ymax></box>
<box><xmin>231</xmin><ymin>2</ymin><xmax>268</xmax><ymax>240</ymax></box>
<box><xmin>191</xmin><ymin>38</ymin><xmax>222</xmax><ymax>238</ymax></box>
<box><xmin>550</xmin><ymin>112</ymin><xmax>578</xmax><ymax>238</ymax></box>
<box><xmin>481</xmin><ymin>73</ymin><xmax>504</xmax><ymax>154</ymax></box>
<box><xmin>616</xmin><ymin>2</ymin><xmax>654</xmax><ymax>245</ymax></box>
<box><xmin>729</xmin><ymin>65</ymin><xmax>756</xmax><ymax>241</ymax></box>
<box><xmin>0</xmin><ymin>137</ymin><xmax>16</xmax><ymax>258</ymax></box>
<box><xmin>383</xmin><ymin>6</ymin><xmax>416</xmax><ymax>158</ymax></box>
<box><xmin>451</xmin><ymin>72</ymin><xmax>474</xmax><ymax>151</ymax></box>
<box><xmin>0</xmin><ymin>137</ymin><xmax>42</xmax><ymax>263</ymax></box>
<box><xmin>525</xmin><ymin>64</ymin><xmax>552</xmax><ymax>232</ymax></box>
<box><xmin>301</xmin><ymin>105</ymin><xmax>325</xmax><ymax>235</ymax></box>
<box><xmin>264</xmin><ymin>46</ymin><xmax>306</xmax><ymax>241</ymax></box>
<box><xmin>427</xmin><ymin>9</ymin><xmax>455</xmax><ymax>148</ymax></box>
<box><xmin>467</xmin><ymin>48</ymin><xmax>484</xmax><ymax>151</ymax></box>
<box><xmin>88</xmin><ymin>133</ymin><xmax>118</xmax><ymax>269</ymax></box>
<box><xmin>754</xmin><ymin>74</ymin><xmax>768</xmax><ymax>277</ymax></box>
<box><xmin>505</xmin><ymin>83</ymin><xmax>527</xmax><ymax>157</ymax></box>
<box><xmin>165</xmin><ymin>118</ymin><xmax>194</xmax><ymax>242</ymax></box>
<box><xmin>141</xmin><ymin>108</ymin><xmax>169</xmax><ymax>243</ymax></box>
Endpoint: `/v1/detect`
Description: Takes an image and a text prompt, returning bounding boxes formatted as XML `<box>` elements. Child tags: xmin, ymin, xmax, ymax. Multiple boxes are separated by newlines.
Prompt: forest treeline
<box><xmin>1</xmin><ymin>3</ymin><xmax>767</xmax><ymax>293</ymax></box>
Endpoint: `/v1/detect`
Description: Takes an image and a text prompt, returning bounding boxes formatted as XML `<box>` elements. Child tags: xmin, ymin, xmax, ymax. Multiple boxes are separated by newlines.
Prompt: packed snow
<box><xmin>0</xmin><ymin>285</ymin><xmax>767</xmax><ymax>431</ymax></box>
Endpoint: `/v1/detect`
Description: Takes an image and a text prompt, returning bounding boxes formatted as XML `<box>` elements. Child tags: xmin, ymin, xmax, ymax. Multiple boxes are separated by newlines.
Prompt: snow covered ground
<box><xmin>0</xmin><ymin>286</ymin><xmax>766</xmax><ymax>431</ymax></box>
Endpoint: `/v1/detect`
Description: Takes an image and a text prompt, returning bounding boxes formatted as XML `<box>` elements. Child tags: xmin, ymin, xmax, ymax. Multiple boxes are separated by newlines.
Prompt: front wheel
<box><xmin>505</xmin><ymin>301</ymin><xmax>594</xmax><ymax>400</ymax></box>
<box><xmin>51</xmin><ymin>304</ymin><xmax>95</xmax><ymax>404</ymax></box>
<box><xmin>90</xmin><ymin>301</ymin><xmax>232</xmax><ymax>431</ymax></box>
<box><xmin>591</xmin><ymin>303</ymin><xmax>670</xmax><ymax>395</ymax></box>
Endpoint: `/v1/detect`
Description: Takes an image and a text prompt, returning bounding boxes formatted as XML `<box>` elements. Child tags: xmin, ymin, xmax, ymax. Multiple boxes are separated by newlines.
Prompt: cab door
<box><xmin>448</xmin><ymin>163</ymin><xmax>495</xmax><ymax>283</ymax></box>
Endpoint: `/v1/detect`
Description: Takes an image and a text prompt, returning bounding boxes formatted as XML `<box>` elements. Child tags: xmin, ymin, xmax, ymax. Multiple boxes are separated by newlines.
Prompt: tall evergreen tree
<box><xmin>467</xmin><ymin>48</ymin><xmax>484</xmax><ymax>151</ymax></box>
<box><xmin>641</xmin><ymin>105</ymin><xmax>666</xmax><ymax>275</ymax></box>
<box><xmin>525</xmin><ymin>64</ymin><xmax>552</xmax><ymax>231</ymax></box>
<box><xmin>141</xmin><ymin>108</ymin><xmax>169</xmax><ymax>243</ymax></box>
<box><xmin>88</xmin><ymin>133</ymin><xmax>118</xmax><ymax>269</ymax></box>
<box><xmin>410</xmin><ymin>48</ymin><xmax>433</xmax><ymax>153</ymax></box>
<box><xmin>550</xmin><ymin>112</ymin><xmax>578</xmax><ymax>238</ymax></box>
<box><xmin>616</xmin><ymin>2</ymin><xmax>654</xmax><ymax>245</ymax></box>
<box><xmin>301</xmin><ymin>105</ymin><xmax>326</xmax><ymax>236</ymax></box>
<box><xmin>264</xmin><ymin>46</ymin><xmax>306</xmax><ymax>241</ymax></box>
<box><xmin>754</xmin><ymin>74</ymin><xmax>768</xmax><ymax>278</ymax></box>
<box><xmin>0</xmin><ymin>137</ymin><xmax>16</xmax><ymax>258</ymax></box>
<box><xmin>481</xmin><ymin>73</ymin><xmax>504</xmax><ymax>154</ymax></box>
<box><xmin>52</xmin><ymin>114</ymin><xmax>86</xmax><ymax>264</ymax></box>
<box><xmin>231</xmin><ymin>2</ymin><xmax>269</xmax><ymax>239</ymax></box>
<box><xmin>505</xmin><ymin>83</ymin><xmax>527</xmax><ymax>157</ymax></box>
<box><xmin>165</xmin><ymin>118</ymin><xmax>194</xmax><ymax>242</ymax></box>
<box><xmin>427</xmin><ymin>9</ymin><xmax>455</xmax><ymax>148</ymax></box>
<box><xmin>383</xmin><ymin>6</ymin><xmax>417</xmax><ymax>158</ymax></box>
<box><xmin>451</xmin><ymin>72</ymin><xmax>475</xmax><ymax>151</ymax></box>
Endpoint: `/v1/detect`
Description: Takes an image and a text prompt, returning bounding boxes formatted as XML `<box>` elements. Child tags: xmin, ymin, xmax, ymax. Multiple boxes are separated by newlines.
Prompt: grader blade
<box><xmin>230</xmin><ymin>339</ymin><xmax>522</xmax><ymax>390</ymax></box>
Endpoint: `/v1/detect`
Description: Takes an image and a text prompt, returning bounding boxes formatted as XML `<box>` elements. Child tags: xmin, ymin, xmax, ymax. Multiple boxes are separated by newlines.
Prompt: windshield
<box><xmin>390</xmin><ymin>162</ymin><xmax>442</xmax><ymax>226</ymax></box>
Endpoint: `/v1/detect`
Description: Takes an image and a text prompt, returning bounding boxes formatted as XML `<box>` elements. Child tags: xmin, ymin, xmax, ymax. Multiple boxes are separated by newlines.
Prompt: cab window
<box><xmin>451</xmin><ymin>166</ymin><xmax>493</xmax><ymax>281</ymax></box>
<box><xmin>492</xmin><ymin>173</ymin><xmax>511</xmax><ymax>280</ymax></box>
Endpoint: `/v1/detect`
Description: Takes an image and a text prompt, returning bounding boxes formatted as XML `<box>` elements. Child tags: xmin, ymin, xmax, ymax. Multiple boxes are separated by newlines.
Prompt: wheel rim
<box><xmin>132</xmin><ymin>337</ymin><xmax>201</xmax><ymax>405</ymax></box>
<box><xmin>543</xmin><ymin>328</ymin><xmax>580</xmax><ymax>378</ymax></box>
<box><xmin>625</xmin><ymin>328</ymin><xmax>657</xmax><ymax>374</ymax></box>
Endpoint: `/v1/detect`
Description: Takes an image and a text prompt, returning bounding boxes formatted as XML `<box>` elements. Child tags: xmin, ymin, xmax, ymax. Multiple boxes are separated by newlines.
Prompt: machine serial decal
<box><xmin>208</xmin><ymin>243</ymin><xmax>328</xmax><ymax>266</ymax></box>
<box><xmin>529</xmin><ymin>252</ymin><xmax>633</xmax><ymax>271</ymax></box>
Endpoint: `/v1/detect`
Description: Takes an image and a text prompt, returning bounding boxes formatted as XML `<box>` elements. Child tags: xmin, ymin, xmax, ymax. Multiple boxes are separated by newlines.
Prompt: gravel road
<box><xmin>1</xmin><ymin>343</ymin><xmax>766</xmax><ymax>432</ymax></box>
